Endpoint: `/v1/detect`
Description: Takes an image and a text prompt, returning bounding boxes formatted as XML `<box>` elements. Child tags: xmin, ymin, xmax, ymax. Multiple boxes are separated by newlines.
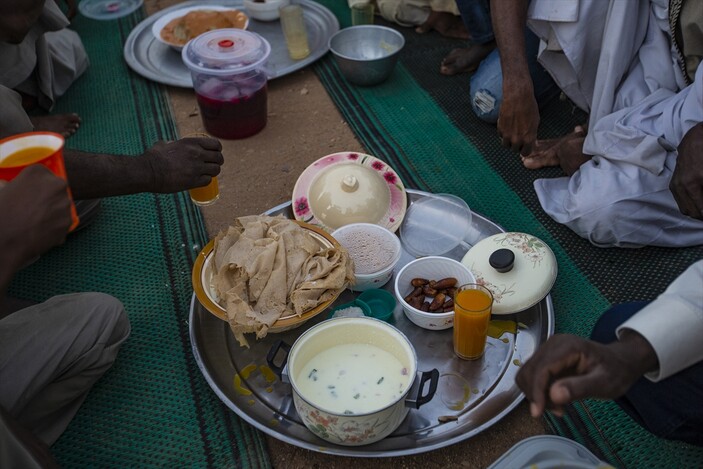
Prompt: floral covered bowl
<box><xmin>460</xmin><ymin>232</ymin><xmax>557</xmax><ymax>315</ymax></box>
<box><xmin>291</xmin><ymin>152</ymin><xmax>407</xmax><ymax>233</ymax></box>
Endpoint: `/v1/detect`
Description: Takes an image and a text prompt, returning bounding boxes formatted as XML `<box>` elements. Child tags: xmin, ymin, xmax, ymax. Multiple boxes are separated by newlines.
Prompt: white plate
<box><xmin>151</xmin><ymin>5</ymin><xmax>249</xmax><ymax>51</ymax></box>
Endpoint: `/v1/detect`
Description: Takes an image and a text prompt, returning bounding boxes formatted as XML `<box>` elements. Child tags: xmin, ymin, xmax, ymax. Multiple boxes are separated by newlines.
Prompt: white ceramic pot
<box><xmin>268</xmin><ymin>317</ymin><xmax>438</xmax><ymax>446</ymax></box>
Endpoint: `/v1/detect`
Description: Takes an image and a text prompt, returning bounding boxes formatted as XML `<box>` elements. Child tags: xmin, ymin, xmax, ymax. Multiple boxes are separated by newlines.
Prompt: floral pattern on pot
<box><xmin>291</xmin><ymin>152</ymin><xmax>407</xmax><ymax>233</ymax></box>
<box><xmin>492</xmin><ymin>233</ymin><xmax>548</xmax><ymax>268</ymax></box>
<box><xmin>293</xmin><ymin>392</ymin><xmax>410</xmax><ymax>446</ymax></box>
<box><xmin>460</xmin><ymin>232</ymin><xmax>557</xmax><ymax>315</ymax></box>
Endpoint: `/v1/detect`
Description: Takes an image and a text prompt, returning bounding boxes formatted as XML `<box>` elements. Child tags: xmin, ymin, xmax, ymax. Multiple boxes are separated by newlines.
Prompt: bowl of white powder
<box><xmin>332</xmin><ymin>223</ymin><xmax>402</xmax><ymax>292</ymax></box>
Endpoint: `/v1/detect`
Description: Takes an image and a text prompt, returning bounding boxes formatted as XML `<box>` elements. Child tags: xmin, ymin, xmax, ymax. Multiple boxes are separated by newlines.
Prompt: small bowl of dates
<box><xmin>393</xmin><ymin>256</ymin><xmax>475</xmax><ymax>330</ymax></box>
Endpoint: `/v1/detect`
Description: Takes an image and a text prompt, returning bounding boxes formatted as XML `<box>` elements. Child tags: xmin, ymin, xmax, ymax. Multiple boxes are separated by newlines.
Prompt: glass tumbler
<box><xmin>453</xmin><ymin>283</ymin><xmax>493</xmax><ymax>360</ymax></box>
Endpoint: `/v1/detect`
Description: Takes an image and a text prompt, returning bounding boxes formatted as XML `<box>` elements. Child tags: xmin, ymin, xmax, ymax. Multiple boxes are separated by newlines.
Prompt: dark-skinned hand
<box><xmin>497</xmin><ymin>81</ymin><xmax>540</xmax><ymax>156</ymax></box>
<box><xmin>143</xmin><ymin>137</ymin><xmax>224</xmax><ymax>193</ymax></box>
<box><xmin>515</xmin><ymin>332</ymin><xmax>657</xmax><ymax>418</ymax></box>
<box><xmin>670</xmin><ymin>122</ymin><xmax>703</xmax><ymax>220</ymax></box>
<box><xmin>0</xmin><ymin>165</ymin><xmax>72</xmax><ymax>268</ymax></box>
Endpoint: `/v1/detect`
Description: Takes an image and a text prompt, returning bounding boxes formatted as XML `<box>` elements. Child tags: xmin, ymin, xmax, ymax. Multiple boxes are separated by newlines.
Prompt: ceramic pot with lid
<box><xmin>461</xmin><ymin>232</ymin><xmax>557</xmax><ymax>315</ymax></box>
<box><xmin>291</xmin><ymin>152</ymin><xmax>408</xmax><ymax>233</ymax></box>
<box><xmin>182</xmin><ymin>29</ymin><xmax>271</xmax><ymax>139</ymax></box>
<box><xmin>267</xmin><ymin>317</ymin><xmax>439</xmax><ymax>446</ymax></box>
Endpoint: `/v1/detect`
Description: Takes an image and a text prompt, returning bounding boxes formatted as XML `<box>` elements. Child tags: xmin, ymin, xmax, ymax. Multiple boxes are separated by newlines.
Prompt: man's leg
<box><xmin>0</xmin><ymin>292</ymin><xmax>130</xmax><ymax>445</ymax></box>
<box><xmin>591</xmin><ymin>302</ymin><xmax>703</xmax><ymax>446</ymax></box>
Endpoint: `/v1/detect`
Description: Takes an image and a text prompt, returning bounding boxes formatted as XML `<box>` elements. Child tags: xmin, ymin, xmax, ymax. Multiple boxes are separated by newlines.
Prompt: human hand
<box><xmin>515</xmin><ymin>332</ymin><xmax>656</xmax><ymax>418</ymax></box>
<box><xmin>143</xmin><ymin>137</ymin><xmax>224</xmax><ymax>193</ymax></box>
<box><xmin>497</xmin><ymin>85</ymin><xmax>540</xmax><ymax>156</ymax></box>
<box><xmin>0</xmin><ymin>165</ymin><xmax>72</xmax><ymax>267</ymax></box>
<box><xmin>670</xmin><ymin>123</ymin><xmax>703</xmax><ymax>220</ymax></box>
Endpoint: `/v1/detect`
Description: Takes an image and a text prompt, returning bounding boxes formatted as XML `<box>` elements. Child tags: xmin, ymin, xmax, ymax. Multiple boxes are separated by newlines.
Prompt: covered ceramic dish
<box><xmin>460</xmin><ymin>232</ymin><xmax>557</xmax><ymax>315</ymax></box>
<box><xmin>291</xmin><ymin>152</ymin><xmax>407</xmax><ymax>233</ymax></box>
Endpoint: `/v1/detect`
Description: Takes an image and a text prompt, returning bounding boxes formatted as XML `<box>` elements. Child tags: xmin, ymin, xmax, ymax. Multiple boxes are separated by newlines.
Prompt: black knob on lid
<box><xmin>489</xmin><ymin>249</ymin><xmax>515</xmax><ymax>273</ymax></box>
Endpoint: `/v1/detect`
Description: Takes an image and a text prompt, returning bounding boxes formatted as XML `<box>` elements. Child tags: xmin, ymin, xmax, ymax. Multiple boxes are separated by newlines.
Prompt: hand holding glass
<box><xmin>184</xmin><ymin>132</ymin><xmax>220</xmax><ymax>206</ymax></box>
<box><xmin>0</xmin><ymin>132</ymin><xmax>80</xmax><ymax>231</ymax></box>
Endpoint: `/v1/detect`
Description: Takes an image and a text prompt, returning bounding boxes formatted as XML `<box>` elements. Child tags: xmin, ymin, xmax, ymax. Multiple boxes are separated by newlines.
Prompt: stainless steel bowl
<box><xmin>328</xmin><ymin>25</ymin><xmax>405</xmax><ymax>86</ymax></box>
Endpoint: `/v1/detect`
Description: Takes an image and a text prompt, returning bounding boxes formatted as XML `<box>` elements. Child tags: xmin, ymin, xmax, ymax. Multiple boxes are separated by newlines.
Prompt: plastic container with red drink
<box><xmin>182</xmin><ymin>29</ymin><xmax>271</xmax><ymax>139</ymax></box>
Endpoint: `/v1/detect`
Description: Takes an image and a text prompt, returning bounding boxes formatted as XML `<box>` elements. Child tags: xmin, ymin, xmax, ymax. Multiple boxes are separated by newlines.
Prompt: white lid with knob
<box><xmin>460</xmin><ymin>232</ymin><xmax>557</xmax><ymax>315</ymax></box>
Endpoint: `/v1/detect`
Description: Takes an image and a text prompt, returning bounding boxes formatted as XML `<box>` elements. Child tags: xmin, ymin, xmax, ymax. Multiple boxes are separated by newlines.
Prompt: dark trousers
<box><xmin>591</xmin><ymin>302</ymin><xmax>703</xmax><ymax>446</ymax></box>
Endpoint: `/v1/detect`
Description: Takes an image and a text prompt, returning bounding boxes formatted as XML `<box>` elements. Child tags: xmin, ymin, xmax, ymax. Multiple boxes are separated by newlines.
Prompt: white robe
<box><xmin>0</xmin><ymin>1</ymin><xmax>88</xmax><ymax>138</ymax></box>
<box><xmin>617</xmin><ymin>259</ymin><xmax>703</xmax><ymax>381</ymax></box>
<box><xmin>527</xmin><ymin>0</ymin><xmax>703</xmax><ymax>247</ymax></box>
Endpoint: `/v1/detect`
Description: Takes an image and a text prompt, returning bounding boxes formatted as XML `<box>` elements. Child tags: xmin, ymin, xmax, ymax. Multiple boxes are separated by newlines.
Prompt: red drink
<box><xmin>196</xmin><ymin>85</ymin><xmax>268</xmax><ymax>139</ymax></box>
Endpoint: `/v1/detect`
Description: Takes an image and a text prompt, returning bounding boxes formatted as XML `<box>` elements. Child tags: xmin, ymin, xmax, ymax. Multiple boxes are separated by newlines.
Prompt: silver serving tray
<box><xmin>124</xmin><ymin>0</ymin><xmax>339</xmax><ymax>88</ymax></box>
<box><xmin>189</xmin><ymin>189</ymin><xmax>555</xmax><ymax>457</ymax></box>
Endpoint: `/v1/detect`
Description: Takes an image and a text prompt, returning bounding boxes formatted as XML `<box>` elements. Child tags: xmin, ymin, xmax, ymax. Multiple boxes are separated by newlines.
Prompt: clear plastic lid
<box><xmin>400</xmin><ymin>193</ymin><xmax>472</xmax><ymax>257</ymax></box>
<box><xmin>181</xmin><ymin>29</ymin><xmax>271</xmax><ymax>75</ymax></box>
<box><xmin>79</xmin><ymin>0</ymin><xmax>143</xmax><ymax>19</ymax></box>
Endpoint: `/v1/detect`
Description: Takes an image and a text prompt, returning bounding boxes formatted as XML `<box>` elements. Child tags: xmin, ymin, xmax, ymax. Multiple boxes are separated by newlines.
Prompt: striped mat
<box><xmin>8</xmin><ymin>8</ymin><xmax>270</xmax><ymax>468</ymax></box>
<box><xmin>314</xmin><ymin>1</ymin><xmax>703</xmax><ymax>467</ymax></box>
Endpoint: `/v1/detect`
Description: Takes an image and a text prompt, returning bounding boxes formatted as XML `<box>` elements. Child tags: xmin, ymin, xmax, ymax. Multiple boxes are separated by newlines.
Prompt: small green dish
<box><xmin>357</xmin><ymin>289</ymin><xmax>396</xmax><ymax>323</ymax></box>
<box><xmin>327</xmin><ymin>299</ymin><xmax>372</xmax><ymax>320</ymax></box>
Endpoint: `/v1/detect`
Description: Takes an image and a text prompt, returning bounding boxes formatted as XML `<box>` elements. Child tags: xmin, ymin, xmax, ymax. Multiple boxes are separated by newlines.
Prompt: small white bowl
<box><xmin>394</xmin><ymin>256</ymin><xmax>475</xmax><ymax>330</ymax></box>
<box><xmin>332</xmin><ymin>223</ymin><xmax>401</xmax><ymax>292</ymax></box>
<box><xmin>243</xmin><ymin>0</ymin><xmax>290</xmax><ymax>21</ymax></box>
<box><xmin>152</xmin><ymin>5</ymin><xmax>249</xmax><ymax>52</ymax></box>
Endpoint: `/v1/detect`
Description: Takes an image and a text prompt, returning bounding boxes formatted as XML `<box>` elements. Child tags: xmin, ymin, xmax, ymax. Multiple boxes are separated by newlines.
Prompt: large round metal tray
<box><xmin>189</xmin><ymin>189</ymin><xmax>555</xmax><ymax>457</ymax></box>
<box><xmin>124</xmin><ymin>0</ymin><xmax>339</xmax><ymax>87</ymax></box>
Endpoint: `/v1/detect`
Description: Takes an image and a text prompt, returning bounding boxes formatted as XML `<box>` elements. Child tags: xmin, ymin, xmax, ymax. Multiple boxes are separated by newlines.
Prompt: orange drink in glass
<box><xmin>453</xmin><ymin>284</ymin><xmax>493</xmax><ymax>360</ymax></box>
<box><xmin>0</xmin><ymin>132</ymin><xmax>79</xmax><ymax>231</ymax></box>
<box><xmin>189</xmin><ymin>176</ymin><xmax>219</xmax><ymax>206</ymax></box>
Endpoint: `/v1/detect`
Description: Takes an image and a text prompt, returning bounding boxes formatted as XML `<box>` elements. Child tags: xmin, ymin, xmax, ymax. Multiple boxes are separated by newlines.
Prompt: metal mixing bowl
<box><xmin>328</xmin><ymin>25</ymin><xmax>405</xmax><ymax>86</ymax></box>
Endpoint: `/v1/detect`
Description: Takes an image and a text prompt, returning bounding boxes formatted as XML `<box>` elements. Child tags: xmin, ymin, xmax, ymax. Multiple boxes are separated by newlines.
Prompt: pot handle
<box><xmin>266</xmin><ymin>339</ymin><xmax>291</xmax><ymax>379</ymax></box>
<box><xmin>405</xmin><ymin>368</ymin><xmax>439</xmax><ymax>409</ymax></box>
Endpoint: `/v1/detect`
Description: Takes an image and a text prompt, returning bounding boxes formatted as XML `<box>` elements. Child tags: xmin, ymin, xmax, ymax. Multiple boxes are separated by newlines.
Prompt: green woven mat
<box><xmin>314</xmin><ymin>3</ymin><xmax>703</xmax><ymax>467</ymax></box>
<box><xmin>8</xmin><ymin>9</ymin><xmax>270</xmax><ymax>469</ymax></box>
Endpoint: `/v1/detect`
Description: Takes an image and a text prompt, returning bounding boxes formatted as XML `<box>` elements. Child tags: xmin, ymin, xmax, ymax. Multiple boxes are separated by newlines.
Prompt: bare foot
<box><xmin>416</xmin><ymin>11</ymin><xmax>469</xmax><ymax>39</ymax></box>
<box><xmin>30</xmin><ymin>113</ymin><xmax>81</xmax><ymax>138</ymax></box>
<box><xmin>522</xmin><ymin>127</ymin><xmax>591</xmax><ymax>175</ymax></box>
<box><xmin>440</xmin><ymin>41</ymin><xmax>495</xmax><ymax>76</ymax></box>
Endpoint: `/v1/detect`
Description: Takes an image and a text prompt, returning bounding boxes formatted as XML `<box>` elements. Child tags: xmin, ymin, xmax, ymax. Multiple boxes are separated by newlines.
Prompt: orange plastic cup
<box><xmin>453</xmin><ymin>284</ymin><xmax>493</xmax><ymax>360</ymax></box>
<box><xmin>0</xmin><ymin>132</ymin><xmax>80</xmax><ymax>231</ymax></box>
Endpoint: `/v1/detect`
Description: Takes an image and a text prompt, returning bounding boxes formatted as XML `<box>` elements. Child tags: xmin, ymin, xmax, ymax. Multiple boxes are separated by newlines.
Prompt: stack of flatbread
<box><xmin>212</xmin><ymin>215</ymin><xmax>354</xmax><ymax>347</ymax></box>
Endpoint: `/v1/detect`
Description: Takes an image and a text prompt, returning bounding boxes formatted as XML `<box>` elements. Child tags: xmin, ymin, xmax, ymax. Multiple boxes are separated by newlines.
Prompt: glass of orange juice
<box><xmin>453</xmin><ymin>283</ymin><xmax>493</xmax><ymax>360</ymax></box>
<box><xmin>0</xmin><ymin>131</ymin><xmax>79</xmax><ymax>231</ymax></box>
<box><xmin>183</xmin><ymin>132</ymin><xmax>220</xmax><ymax>206</ymax></box>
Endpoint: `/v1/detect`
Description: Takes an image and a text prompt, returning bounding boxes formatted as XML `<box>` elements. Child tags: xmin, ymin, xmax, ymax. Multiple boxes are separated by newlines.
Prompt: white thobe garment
<box><xmin>0</xmin><ymin>0</ymin><xmax>88</xmax><ymax>137</ymax></box>
<box><xmin>347</xmin><ymin>0</ymin><xmax>460</xmax><ymax>26</ymax></box>
<box><xmin>527</xmin><ymin>0</ymin><xmax>703</xmax><ymax>247</ymax></box>
<box><xmin>617</xmin><ymin>259</ymin><xmax>703</xmax><ymax>381</ymax></box>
